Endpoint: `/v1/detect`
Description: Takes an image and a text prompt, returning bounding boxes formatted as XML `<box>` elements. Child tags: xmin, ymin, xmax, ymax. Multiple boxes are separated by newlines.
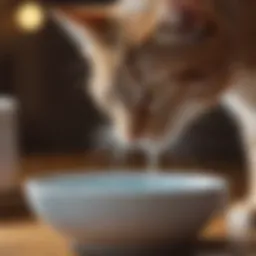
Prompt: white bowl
<box><xmin>25</xmin><ymin>172</ymin><xmax>227</xmax><ymax>247</ymax></box>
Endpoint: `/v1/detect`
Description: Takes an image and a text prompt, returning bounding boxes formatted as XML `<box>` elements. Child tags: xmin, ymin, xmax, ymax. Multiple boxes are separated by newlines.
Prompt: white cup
<box><xmin>0</xmin><ymin>95</ymin><xmax>19</xmax><ymax>192</ymax></box>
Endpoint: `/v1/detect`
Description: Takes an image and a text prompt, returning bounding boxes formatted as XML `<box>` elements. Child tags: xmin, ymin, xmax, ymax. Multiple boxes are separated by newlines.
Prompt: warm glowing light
<box><xmin>15</xmin><ymin>2</ymin><xmax>45</xmax><ymax>33</ymax></box>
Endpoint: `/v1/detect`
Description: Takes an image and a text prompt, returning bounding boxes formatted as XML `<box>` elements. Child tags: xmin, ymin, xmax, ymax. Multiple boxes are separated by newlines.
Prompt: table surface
<box><xmin>0</xmin><ymin>217</ymin><xmax>226</xmax><ymax>256</ymax></box>
<box><xmin>0</xmin><ymin>221</ymin><xmax>74</xmax><ymax>256</ymax></box>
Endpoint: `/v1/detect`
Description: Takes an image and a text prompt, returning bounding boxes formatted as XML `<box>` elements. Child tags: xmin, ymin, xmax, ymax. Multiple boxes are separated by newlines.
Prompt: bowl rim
<box><xmin>24</xmin><ymin>171</ymin><xmax>227</xmax><ymax>198</ymax></box>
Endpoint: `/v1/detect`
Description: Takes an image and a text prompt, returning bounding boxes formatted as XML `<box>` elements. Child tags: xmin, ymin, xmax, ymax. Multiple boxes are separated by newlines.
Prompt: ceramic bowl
<box><xmin>25</xmin><ymin>172</ymin><xmax>227</xmax><ymax>251</ymax></box>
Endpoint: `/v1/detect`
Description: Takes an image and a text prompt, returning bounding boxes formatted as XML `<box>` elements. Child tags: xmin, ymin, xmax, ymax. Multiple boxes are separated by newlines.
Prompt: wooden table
<box><xmin>0</xmin><ymin>220</ymin><xmax>73</xmax><ymax>256</ymax></box>
<box><xmin>0</xmin><ymin>217</ymin><xmax>226</xmax><ymax>256</ymax></box>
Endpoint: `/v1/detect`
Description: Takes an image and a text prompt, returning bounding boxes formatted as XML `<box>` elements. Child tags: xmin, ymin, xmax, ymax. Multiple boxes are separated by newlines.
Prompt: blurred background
<box><xmin>0</xmin><ymin>0</ymin><xmax>247</xmax><ymax>216</ymax></box>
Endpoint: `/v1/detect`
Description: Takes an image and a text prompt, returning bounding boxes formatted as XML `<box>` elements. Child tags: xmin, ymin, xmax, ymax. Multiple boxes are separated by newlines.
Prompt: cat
<box><xmin>52</xmin><ymin>0</ymin><xmax>256</xmax><ymax>240</ymax></box>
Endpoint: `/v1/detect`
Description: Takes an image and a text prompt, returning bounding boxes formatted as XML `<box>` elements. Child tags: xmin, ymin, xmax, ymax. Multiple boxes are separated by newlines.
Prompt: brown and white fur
<box><xmin>53</xmin><ymin>0</ymin><xmax>256</xmax><ymax>240</ymax></box>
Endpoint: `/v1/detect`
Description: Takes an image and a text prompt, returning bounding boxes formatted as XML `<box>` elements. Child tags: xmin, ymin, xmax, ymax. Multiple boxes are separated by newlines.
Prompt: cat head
<box><xmin>54</xmin><ymin>0</ymin><xmax>233</xmax><ymax>152</ymax></box>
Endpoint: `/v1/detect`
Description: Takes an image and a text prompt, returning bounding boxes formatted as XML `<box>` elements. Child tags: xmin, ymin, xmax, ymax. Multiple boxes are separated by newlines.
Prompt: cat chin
<box><xmin>97</xmin><ymin>125</ymin><xmax>179</xmax><ymax>155</ymax></box>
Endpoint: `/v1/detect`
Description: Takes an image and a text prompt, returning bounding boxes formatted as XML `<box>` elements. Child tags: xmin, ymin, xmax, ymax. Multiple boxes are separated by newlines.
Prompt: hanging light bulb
<box><xmin>15</xmin><ymin>2</ymin><xmax>46</xmax><ymax>33</ymax></box>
